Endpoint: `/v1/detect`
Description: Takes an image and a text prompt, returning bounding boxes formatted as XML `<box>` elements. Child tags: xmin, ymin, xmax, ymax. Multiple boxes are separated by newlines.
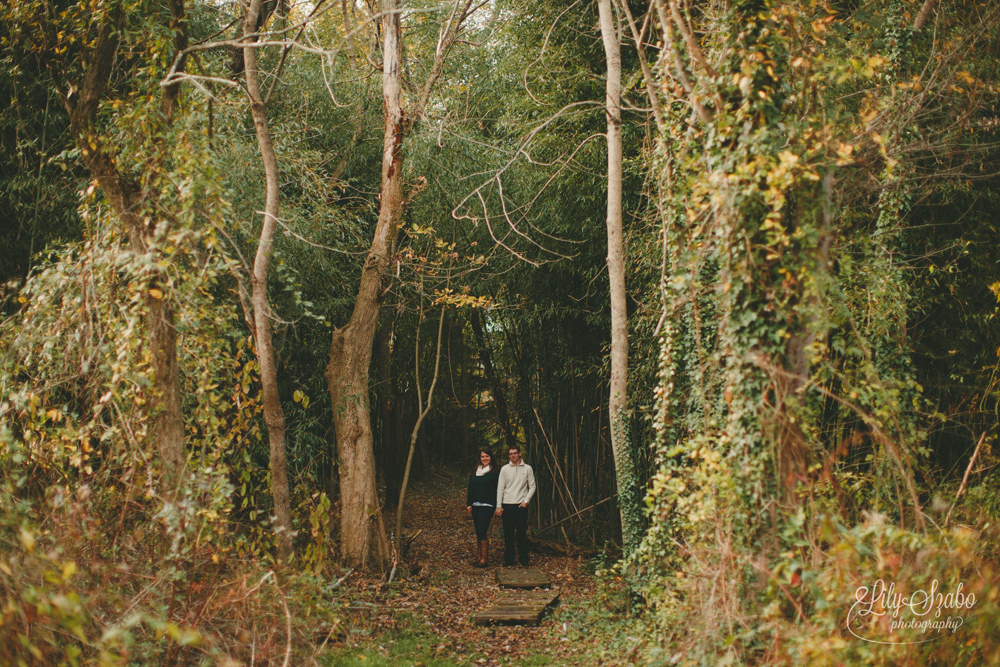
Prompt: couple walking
<box><xmin>465</xmin><ymin>444</ymin><xmax>536</xmax><ymax>568</ymax></box>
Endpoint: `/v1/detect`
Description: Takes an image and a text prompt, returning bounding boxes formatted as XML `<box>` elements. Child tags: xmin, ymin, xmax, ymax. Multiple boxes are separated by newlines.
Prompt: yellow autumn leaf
<box><xmin>149</xmin><ymin>288</ymin><xmax>164</xmax><ymax>299</ymax></box>
<box><xmin>20</xmin><ymin>529</ymin><xmax>35</xmax><ymax>553</ymax></box>
<box><xmin>778</xmin><ymin>151</ymin><xmax>800</xmax><ymax>167</ymax></box>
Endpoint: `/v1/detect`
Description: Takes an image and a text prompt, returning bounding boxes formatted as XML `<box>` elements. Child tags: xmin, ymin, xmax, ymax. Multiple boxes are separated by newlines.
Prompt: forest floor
<box><xmin>317</xmin><ymin>468</ymin><xmax>643</xmax><ymax>667</ymax></box>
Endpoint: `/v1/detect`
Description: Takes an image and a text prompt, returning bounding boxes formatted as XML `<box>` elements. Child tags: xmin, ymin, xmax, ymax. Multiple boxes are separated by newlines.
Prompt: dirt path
<box><xmin>326</xmin><ymin>469</ymin><xmax>637</xmax><ymax>666</ymax></box>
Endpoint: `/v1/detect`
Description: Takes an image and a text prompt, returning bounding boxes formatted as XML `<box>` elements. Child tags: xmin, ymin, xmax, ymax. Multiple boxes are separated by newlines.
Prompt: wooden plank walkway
<box><xmin>473</xmin><ymin>588</ymin><xmax>560</xmax><ymax>626</ymax></box>
<box><xmin>473</xmin><ymin>568</ymin><xmax>559</xmax><ymax>625</ymax></box>
<box><xmin>496</xmin><ymin>568</ymin><xmax>551</xmax><ymax>589</ymax></box>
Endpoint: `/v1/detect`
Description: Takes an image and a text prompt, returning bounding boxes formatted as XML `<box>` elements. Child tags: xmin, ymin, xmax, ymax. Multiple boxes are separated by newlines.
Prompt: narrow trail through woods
<box><xmin>334</xmin><ymin>468</ymin><xmax>631</xmax><ymax>665</ymax></box>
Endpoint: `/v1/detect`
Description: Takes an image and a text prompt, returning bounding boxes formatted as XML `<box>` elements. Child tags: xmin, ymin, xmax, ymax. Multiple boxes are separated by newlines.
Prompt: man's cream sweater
<box><xmin>496</xmin><ymin>461</ymin><xmax>536</xmax><ymax>505</ymax></box>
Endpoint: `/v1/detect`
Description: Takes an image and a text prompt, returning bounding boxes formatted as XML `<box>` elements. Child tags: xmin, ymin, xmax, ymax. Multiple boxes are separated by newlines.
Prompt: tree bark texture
<box><xmin>324</xmin><ymin>0</ymin><xmax>406</xmax><ymax>569</ymax></box>
<box><xmin>63</xmin><ymin>8</ymin><xmax>187</xmax><ymax>493</ymax></box>
<box><xmin>912</xmin><ymin>0</ymin><xmax>939</xmax><ymax>31</ymax></box>
<box><xmin>598</xmin><ymin>0</ymin><xmax>643</xmax><ymax>556</ymax></box>
<box><xmin>244</xmin><ymin>0</ymin><xmax>295</xmax><ymax>562</ymax></box>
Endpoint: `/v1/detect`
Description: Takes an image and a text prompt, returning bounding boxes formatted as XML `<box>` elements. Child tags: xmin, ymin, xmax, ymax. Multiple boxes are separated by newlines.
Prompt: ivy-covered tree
<box><xmin>637</xmin><ymin>0</ymin><xmax>1000</xmax><ymax>661</ymax></box>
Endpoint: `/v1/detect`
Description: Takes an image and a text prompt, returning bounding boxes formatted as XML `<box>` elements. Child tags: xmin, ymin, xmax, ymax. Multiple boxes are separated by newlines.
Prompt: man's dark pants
<box><xmin>501</xmin><ymin>503</ymin><xmax>529</xmax><ymax>566</ymax></box>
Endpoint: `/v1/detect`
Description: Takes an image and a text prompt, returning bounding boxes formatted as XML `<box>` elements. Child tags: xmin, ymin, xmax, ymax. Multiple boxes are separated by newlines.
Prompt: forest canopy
<box><xmin>2</xmin><ymin>0</ymin><xmax>1000</xmax><ymax>664</ymax></box>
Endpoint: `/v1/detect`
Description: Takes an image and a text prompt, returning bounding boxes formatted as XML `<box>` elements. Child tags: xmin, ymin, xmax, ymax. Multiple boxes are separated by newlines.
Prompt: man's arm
<box><xmin>523</xmin><ymin>465</ymin><xmax>536</xmax><ymax>506</ymax></box>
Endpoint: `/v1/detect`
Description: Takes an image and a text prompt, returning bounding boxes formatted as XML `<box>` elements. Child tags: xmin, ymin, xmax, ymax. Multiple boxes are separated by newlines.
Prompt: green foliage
<box><xmin>641</xmin><ymin>498</ymin><xmax>1000</xmax><ymax>666</ymax></box>
<box><xmin>1</xmin><ymin>221</ymin><xmax>148</xmax><ymax>486</ymax></box>
<box><xmin>0</xmin><ymin>470</ymin><xmax>345</xmax><ymax>666</ymax></box>
<box><xmin>0</xmin><ymin>210</ymin><xmax>341</xmax><ymax>662</ymax></box>
<box><xmin>636</xmin><ymin>0</ymin><xmax>1000</xmax><ymax>663</ymax></box>
<box><xmin>772</xmin><ymin>515</ymin><xmax>1000</xmax><ymax>665</ymax></box>
<box><xmin>4</xmin><ymin>0</ymin><xmax>998</xmax><ymax>662</ymax></box>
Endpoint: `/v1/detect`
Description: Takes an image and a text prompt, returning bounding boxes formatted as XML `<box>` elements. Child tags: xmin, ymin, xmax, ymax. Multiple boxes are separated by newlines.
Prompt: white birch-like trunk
<box><xmin>598</xmin><ymin>0</ymin><xmax>642</xmax><ymax>555</ymax></box>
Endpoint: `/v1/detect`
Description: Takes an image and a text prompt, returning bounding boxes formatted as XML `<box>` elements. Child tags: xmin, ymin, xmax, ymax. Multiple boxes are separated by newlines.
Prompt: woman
<box><xmin>466</xmin><ymin>449</ymin><xmax>499</xmax><ymax>567</ymax></box>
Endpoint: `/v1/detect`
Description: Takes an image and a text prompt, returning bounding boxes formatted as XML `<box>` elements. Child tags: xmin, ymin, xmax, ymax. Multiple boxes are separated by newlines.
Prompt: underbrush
<box><xmin>0</xmin><ymin>472</ymin><xmax>350</xmax><ymax>667</ymax></box>
<box><xmin>0</xmin><ymin>225</ymin><xmax>352</xmax><ymax>665</ymax></box>
<box><xmin>637</xmin><ymin>495</ymin><xmax>1000</xmax><ymax>666</ymax></box>
<box><xmin>0</xmin><ymin>450</ymin><xmax>637</xmax><ymax>667</ymax></box>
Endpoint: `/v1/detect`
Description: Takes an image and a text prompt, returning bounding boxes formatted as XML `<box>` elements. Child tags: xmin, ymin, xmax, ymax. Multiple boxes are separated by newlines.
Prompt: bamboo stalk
<box><xmin>394</xmin><ymin>288</ymin><xmax>447</xmax><ymax>562</ymax></box>
<box><xmin>944</xmin><ymin>432</ymin><xmax>987</xmax><ymax>528</ymax></box>
<box><xmin>534</xmin><ymin>408</ymin><xmax>580</xmax><ymax>515</ymax></box>
<box><xmin>536</xmin><ymin>496</ymin><xmax>617</xmax><ymax>535</ymax></box>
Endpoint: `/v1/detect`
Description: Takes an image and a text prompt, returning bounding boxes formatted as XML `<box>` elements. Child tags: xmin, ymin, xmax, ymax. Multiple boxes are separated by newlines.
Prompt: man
<box><xmin>495</xmin><ymin>445</ymin><xmax>536</xmax><ymax>567</ymax></box>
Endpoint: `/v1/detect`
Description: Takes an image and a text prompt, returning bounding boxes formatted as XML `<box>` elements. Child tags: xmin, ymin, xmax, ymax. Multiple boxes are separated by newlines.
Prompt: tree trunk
<box><xmin>147</xmin><ymin>295</ymin><xmax>186</xmax><ymax>493</ymax></box>
<box><xmin>73</xmin><ymin>149</ymin><xmax>185</xmax><ymax>491</ymax></box>
<box><xmin>323</xmin><ymin>0</ymin><xmax>405</xmax><ymax>569</ymax></box>
<box><xmin>912</xmin><ymin>0</ymin><xmax>939</xmax><ymax>31</ymax></box>
<box><xmin>324</xmin><ymin>0</ymin><xmax>476</xmax><ymax>570</ymax></box>
<box><xmin>63</xmin><ymin>9</ymin><xmax>188</xmax><ymax>494</ymax></box>
<box><xmin>244</xmin><ymin>0</ymin><xmax>294</xmax><ymax>562</ymax></box>
<box><xmin>598</xmin><ymin>0</ymin><xmax>642</xmax><ymax>556</ymax></box>
<box><xmin>502</xmin><ymin>321</ymin><xmax>536</xmax><ymax>451</ymax></box>
<box><xmin>326</xmin><ymin>322</ymin><xmax>391</xmax><ymax>569</ymax></box>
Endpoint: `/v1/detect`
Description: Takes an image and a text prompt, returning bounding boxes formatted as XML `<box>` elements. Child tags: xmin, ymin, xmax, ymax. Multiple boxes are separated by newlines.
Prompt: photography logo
<box><xmin>847</xmin><ymin>579</ymin><xmax>976</xmax><ymax>644</ymax></box>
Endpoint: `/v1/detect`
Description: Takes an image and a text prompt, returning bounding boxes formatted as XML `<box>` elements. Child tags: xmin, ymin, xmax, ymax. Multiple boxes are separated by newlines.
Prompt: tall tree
<box><xmin>324</xmin><ymin>0</ymin><xmax>403</xmax><ymax>569</ymax></box>
<box><xmin>598</xmin><ymin>0</ymin><xmax>642</xmax><ymax>555</ymax></box>
<box><xmin>243</xmin><ymin>0</ymin><xmax>294</xmax><ymax>561</ymax></box>
<box><xmin>325</xmin><ymin>0</ymin><xmax>478</xmax><ymax>568</ymax></box>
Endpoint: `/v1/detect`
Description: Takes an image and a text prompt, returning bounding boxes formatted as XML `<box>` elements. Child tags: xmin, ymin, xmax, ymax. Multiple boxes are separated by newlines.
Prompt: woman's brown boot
<box><xmin>477</xmin><ymin>540</ymin><xmax>488</xmax><ymax>567</ymax></box>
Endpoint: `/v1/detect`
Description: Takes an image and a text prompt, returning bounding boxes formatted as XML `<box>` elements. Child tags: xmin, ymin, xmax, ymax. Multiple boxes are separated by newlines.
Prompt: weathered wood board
<box><xmin>473</xmin><ymin>588</ymin><xmax>560</xmax><ymax>626</ymax></box>
<box><xmin>496</xmin><ymin>568</ymin><xmax>551</xmax><ymax>589</ymax></box>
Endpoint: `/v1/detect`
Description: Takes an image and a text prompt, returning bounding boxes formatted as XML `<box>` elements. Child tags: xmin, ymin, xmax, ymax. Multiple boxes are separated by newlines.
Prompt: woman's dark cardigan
<box><xmin>467</xmin><ymin>468</ymin><xmax>499</xmax><ymax>507</ymax></box>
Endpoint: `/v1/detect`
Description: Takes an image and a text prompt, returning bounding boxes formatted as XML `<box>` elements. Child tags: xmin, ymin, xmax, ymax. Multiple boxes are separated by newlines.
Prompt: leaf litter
<box><xmin>322</xmin><ymin>469</ymin><xmax>639</xmax><ymax>666</ymax></box>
